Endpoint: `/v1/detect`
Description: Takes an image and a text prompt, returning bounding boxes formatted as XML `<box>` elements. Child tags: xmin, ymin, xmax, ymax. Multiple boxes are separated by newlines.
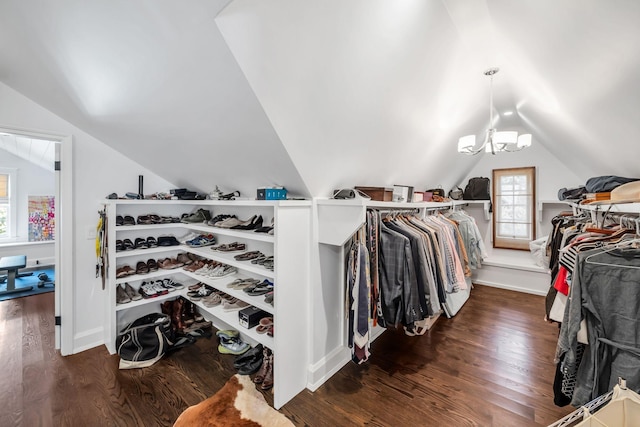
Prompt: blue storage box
<box><xmin>257</xmin><ymin>187</ymin><xmax>287</xmax><ymax>200</ymax></box>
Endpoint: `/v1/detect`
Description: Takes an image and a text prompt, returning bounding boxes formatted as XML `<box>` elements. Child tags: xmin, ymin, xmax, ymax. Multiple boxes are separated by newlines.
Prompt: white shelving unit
<box><xmin>103</xmin><ymin>199</ymin><xmax>311</xmax><ymax>409</ymax></box>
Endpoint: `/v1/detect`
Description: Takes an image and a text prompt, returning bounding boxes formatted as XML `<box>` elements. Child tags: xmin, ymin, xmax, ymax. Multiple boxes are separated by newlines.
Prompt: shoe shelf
<box><xmin>104</xmin><ymin>199</ymin><xmax>310</xmax><ymax>410</ymax></box>
<box><xmin>182</xmin><ymin>223</ymin><xmax>274</xmax><ymax>243</ymax></box>
<box><xmin>183</xmin><ymin>246</ymin><xmax>276</xmax><ymax>279</ymax></box>
<box><xmin>114</xmin><ymin>268</ymin><xmax>183</xmax><ymax>285</ymax></box>
<box><xmin>114</xmin><ymin>246</ymin><xmax>183</xmax><ymax>259</ymax></box>
<box><xmin>115</xmin><ymin>290</ymin><xmax>178</xmax><ymax>312</ymax></box>
<box><xmin>187</xmin><ymin>295</ymin><xmax>275</xmax><ymax>349</ymax></box>
<box><xmin>115</xmin><ymin>223</ymin><xmax>183</xmax><ymax>231</ymax></box>
<box><xmin>181</xmin><ymin>270</ymin><xmax>274</xmax><ymax>315</ymax></box>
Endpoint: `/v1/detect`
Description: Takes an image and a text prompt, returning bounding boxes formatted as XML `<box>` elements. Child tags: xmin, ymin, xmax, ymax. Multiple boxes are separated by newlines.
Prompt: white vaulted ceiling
<box><xmin>0</xmin><ymin>0</ymin><xmax>639</xmax><ymax>197</ymax></box>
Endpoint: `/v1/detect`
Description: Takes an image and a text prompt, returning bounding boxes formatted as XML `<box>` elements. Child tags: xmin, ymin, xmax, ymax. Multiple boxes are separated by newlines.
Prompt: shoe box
<box><xmin>256</xmin><ymin>187</ymin><xmax>287</xmax><ymax>200</ymax></box>
<box><xmin>239</xmin><ymin>306</ymin><xmax>270</xmax><ymax>329</ymax></box>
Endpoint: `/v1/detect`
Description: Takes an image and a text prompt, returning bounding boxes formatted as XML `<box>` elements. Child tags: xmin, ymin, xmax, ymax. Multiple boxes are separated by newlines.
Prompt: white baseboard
<box><xmin>307</xmin><ymin>346</ymin><xmax>351</xmax><ymax>392</ymax></box>
<box><xmin>473</xmin><ymin>279</ymin><xmax>547</xmax><ymax>296</ymax></box>
<box><xmin>73</xmin><ymin>327</ymin><xmax>104</xmax><ymax>354</ymax></box>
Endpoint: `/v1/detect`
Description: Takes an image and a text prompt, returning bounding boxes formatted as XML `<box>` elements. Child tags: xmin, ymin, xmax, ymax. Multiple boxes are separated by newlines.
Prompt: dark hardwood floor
<box><xmin>1</xmin><ymin>285</ymin><xmax>574</xmax><ymax>426</ymax></box>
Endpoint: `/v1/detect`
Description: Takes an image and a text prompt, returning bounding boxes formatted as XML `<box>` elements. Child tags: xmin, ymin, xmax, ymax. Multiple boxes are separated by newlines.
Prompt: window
<box><xmin>492</xmin><ymin>166</ymin><xmax>536</xmax><ymax>250</ymax></box>
<box><xmin>0</xmin><ymin>168</ymin><xmax>17</xmax><ymax>239</ymax></box>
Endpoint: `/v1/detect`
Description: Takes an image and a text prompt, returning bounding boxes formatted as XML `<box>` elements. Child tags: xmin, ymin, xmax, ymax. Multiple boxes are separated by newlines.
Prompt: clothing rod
<box><xmin>368</xmin><ymin>208</ymin><xmax>421</xmax><ymax>214</ymax></box>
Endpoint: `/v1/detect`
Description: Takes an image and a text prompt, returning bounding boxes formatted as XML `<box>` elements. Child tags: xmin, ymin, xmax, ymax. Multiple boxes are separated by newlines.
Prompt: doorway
<box><xmin>0</xmin><ymin>126</ymin><xmax>72</xmax><ymax>355</ymax></box>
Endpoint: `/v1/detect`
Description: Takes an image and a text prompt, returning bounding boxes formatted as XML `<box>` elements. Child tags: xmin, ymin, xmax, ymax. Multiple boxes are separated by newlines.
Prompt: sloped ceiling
<box><xmin>0</xmin><ymin>0</ymin><xmax>308</xmax><ymax>197</ymax></box>
<box><xmin>1</xmin><ymin>1</ymin><xmax>639</xmax><ymax>198</ymax></box>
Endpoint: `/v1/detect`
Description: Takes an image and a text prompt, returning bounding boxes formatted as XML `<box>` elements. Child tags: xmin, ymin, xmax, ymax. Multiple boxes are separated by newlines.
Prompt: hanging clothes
<box><xmin>360</xmin><ymin>208</ymin><xmax>486</xmax><ymax>336</ymax></box>
<box><xmin>555</xmin><ymin>238</ymin><xmax>640</xmax><ymax>407</ymax></box>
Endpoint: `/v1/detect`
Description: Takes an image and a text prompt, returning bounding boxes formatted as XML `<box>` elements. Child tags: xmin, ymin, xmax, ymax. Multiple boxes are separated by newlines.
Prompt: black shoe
<box><xmin>234</xmin><ymin>344</ymin><xmax>264</xmax><ymax>375</ymax></box>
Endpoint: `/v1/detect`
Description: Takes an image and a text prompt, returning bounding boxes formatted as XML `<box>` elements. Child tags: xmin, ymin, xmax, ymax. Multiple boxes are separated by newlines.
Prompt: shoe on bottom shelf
<box><xmin>218</xmin><ymin>336</ymin><xmax>250</xmax><ymax>355</ymax></box>
<box><xmin>233</xmin><ymin>344</ymin><xmax>264</xmax><ymax>375</ymax></box>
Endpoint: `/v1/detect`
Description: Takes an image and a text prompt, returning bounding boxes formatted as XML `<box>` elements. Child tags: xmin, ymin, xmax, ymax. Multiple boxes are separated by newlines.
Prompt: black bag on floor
<box><xmin>117</xmin><ymin>313</ymin><xmax>173</xmax><ymax>369</ymax></box>
<box><xmin>464</xmin><ymin>177</ymin><xmax>491</xmax><ymax>200</ymax></box>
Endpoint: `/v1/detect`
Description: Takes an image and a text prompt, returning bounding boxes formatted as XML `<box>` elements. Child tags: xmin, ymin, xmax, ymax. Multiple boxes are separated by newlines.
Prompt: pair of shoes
<box><xmin>207</xmin><ymin>214</ymin><xmax>236</xmax><ymax>226</ymax></box>
<box><xmin>186</xmin><ymin>234</ymin><xmax>216</xmax><ymax>247</ymax></box>
<box><xmin>117</xmin><ymin>215</ymin><xmax>135</xmax><ymax>226</ymax></box>
<box><xmin>251</xmin><ymin>255</ymin><xmax>273</xmax><ymax>265</ymax></box>
<box><xmin>184</xmin><ymin>319</ymin><xmax>213</xmax><ymax>336</ymax></box>
<box><xmin>222</xmin><ymin>298</ymin><xmax>250</xmax><ymax>312</ymax></box>
<box><xmin>256</xmin><ymin>316</ymin><xmax>273</xmax><ymax>334</ymax></box>
<box><xmin>207</xmin><ymin>264</ymin><xmax>237</xmax><ymax>279</ymax></box>
<box><xmin>187</xmin><ymin>284</ymin><xmax>215</xmax><ymax>301</ymax></box>
<box><xmin>243</xmin><ymin>280</ymin><xmax>274</xmax><ymax>295</ymax></box>
<box><xmin>253</xmin><ymin>347</ymin><xmax>274</xmax><ymax>390</ymax></box>
<box><xmin>202</xmin><ymin>292</ymin><xmax>222</xmax><ymax>307</ymax></box>
<box><xmin>136</xmin><ymin>214</ymin><xmax>162</xmax><ymax>225</ymax></box>
<box><xmin>181</xmin><ymin>208</ymin><xmax>211</xmax><ymax>224</ymax></box>
<box><xmin>161</xmin><ymin>278</ymin><xmax>185</xmax><ymax>291</ymax></box>
<box><xmin>226</xmin><ymin>278</ymin><xmax>261</xmax><ymax>290</ymax></box>
<box><xmin>139</xmin><ymin>281</ymin><xmax>169</xmax><ymax>298</ymax></box>
<box><xmin>158</xmin><ymin>257</ymin><xmax>184</xmax><ymax>270</ymax></box>
<box><xmin>116</xmin><ymin>283</ymin><xmax>142</xmax><ymax>304</ymax></box>
<box><xmin>234</xmin><ymin>251</ymin><xmax>263</xmax><ymax>261</ymax></box>
<box><xmin>234</xmin><ymin>344</ymin><xmax>264</xmax><ymax>375</ymax></box>
<box><xmin>157</xmin><ymin>235</ymin><xmax>180</xmax><ymax>246</ymax></box>
<box><xmin>136</xmin><ymin>261</ymin><xmax>149</xmax><ymax>275</ymax></box>
<box><xmin>115</xmin><ymin>239</ymin><xmax>134</xmax><ymax>252</ymax></box>
<box><xmin>115</xmin><ymin>265</ymin><xmax>135</xmax><ymax>278</ymax></box>
<box><xmin>177</xmin><ymin>253</ymin><xmax>193</xmax><ymax>265</ymax></box>
<box><xmin>211</xmin><ymin>242</ymin><xmax>246</xmax><ymax>252</ymax></box>
<box><xmin>218</xmin><ymin>334</ymin><xmax>250</xmax><ymax>355</ymax></box>
<box><xmin>231</xmin><ymin>215</ymin><xmax>263</xmax><ymax>231</ymax></box>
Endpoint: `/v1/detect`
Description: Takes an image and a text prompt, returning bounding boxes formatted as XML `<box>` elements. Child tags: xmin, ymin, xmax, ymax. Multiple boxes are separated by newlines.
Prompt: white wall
<box><xmin>0</xmin><ymin>81</ymin><xmax>175</xmax><ymax>353</ymax></box>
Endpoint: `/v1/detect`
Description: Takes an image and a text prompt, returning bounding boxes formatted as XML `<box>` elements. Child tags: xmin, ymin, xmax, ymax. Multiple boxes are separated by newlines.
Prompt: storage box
<box><xmin>257</xmin><ymin>187</ymin><xmax>287</xmax><ymax>200</ymax></box>
<box><xmin>393</xmin><ymin>185</ymin><xmax>414</xmax><ymax>203</ymax></box>
<box><xmin>239</xmin><ymin>306</ymin><xmax>270</xmax><ymax>329</ymax></box>
<box><xmin>354</xmin><ymin>186</ymin><xmax>393</xmax><ymax>201</ymax></box>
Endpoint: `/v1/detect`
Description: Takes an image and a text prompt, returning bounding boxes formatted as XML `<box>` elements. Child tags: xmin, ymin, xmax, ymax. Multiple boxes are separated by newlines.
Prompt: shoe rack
<box><xmin>103</xmin><ymin>199</ymin><xmax>311</xmax><ymax>409</ymax></box>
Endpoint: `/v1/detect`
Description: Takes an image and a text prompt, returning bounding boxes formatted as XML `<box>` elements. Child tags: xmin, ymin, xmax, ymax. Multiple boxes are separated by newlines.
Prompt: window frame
<box><xmin>0</xmin><ymin>167</ymin><xmax>17</xmax><ymax>240</ymax></box>
<box><xmin>492</xmin><ymin>166</ymin><xmax>536</xmax><ymax>250</ymax></box>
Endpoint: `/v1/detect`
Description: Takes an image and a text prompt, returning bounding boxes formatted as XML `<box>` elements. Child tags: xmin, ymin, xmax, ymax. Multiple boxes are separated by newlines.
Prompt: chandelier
<box><xmin>457</xmin><ymin>68</ymin><xmax>532</xmax><ymax>155</ymax></box>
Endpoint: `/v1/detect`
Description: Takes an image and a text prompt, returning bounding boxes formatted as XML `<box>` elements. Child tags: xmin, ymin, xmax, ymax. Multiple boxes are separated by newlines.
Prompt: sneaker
<box><xmin>152</xmin><ymin>281</ymin><xmax>169</xmax><ymax>296</ymax></box>
<box><xmin>158</xmin><ymin>279</ymin><xmax>177</xmax><ymax>292</ymax></box>
<box><xmin>216</xmin><ymin>329</ymin><xmax>240</xmax><ymax>340</ymax></box>
<box><xmin>189</xmin><ymin>285</ymin><xmax>214</xmax><ymax>301</ymax></box>
<box><xmin>202</xmin><ymin>293</ymin><xmax>222</xmax><ymax>308</ymax></box>
<box><xmin>181</xmin><ymin>209</ymin><xmax>212</xmax><ymax>224</ymax></box>
<box><xmin>138</xmin><ymin>281</ymin><xmax>158</xmax><ymax>299</ymax></box>
<box><xmin>163</xmin><ymin>278</ymin><xmax>185</xmax><ymax>290</ymax></box>
<box><xmin>209</xmin><ymin>265</ymin><xmax>237</xmax><ymax>279</ymax></box>
<box><xmin>218</xmin><ymin>337</ymin><xmax>250</xmax><ymax>355</ymax></box>
<box><xmin>222</xmin><ymin>298</ymin><xmax>250</xmax><ymax>312</ymax></box>
<box><xmin>116</xmin><ymin>284</ymin><xmax>131</xmax><ymax>304</ymax></box>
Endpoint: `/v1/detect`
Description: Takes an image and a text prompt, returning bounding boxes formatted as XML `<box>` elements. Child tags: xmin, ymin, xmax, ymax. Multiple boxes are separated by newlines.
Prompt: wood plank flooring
<box><xmin>1</xmin><ymin>285</ymin><xmax>574</xmax><ymax>426</ymax></box>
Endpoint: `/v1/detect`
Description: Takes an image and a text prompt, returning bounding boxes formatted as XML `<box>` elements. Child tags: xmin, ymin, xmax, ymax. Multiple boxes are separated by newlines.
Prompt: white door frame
<box><xmin>0</xmin><ymin>125</ymin><xmax>73</xmax><ymax>355</ymax></box>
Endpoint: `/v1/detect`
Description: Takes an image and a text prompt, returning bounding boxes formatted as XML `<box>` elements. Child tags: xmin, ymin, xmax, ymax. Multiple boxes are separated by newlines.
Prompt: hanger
<box><xmin>584</xmin><ymin>235</ymin><xmax>640</xmax><ymax>269</ymax></box>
